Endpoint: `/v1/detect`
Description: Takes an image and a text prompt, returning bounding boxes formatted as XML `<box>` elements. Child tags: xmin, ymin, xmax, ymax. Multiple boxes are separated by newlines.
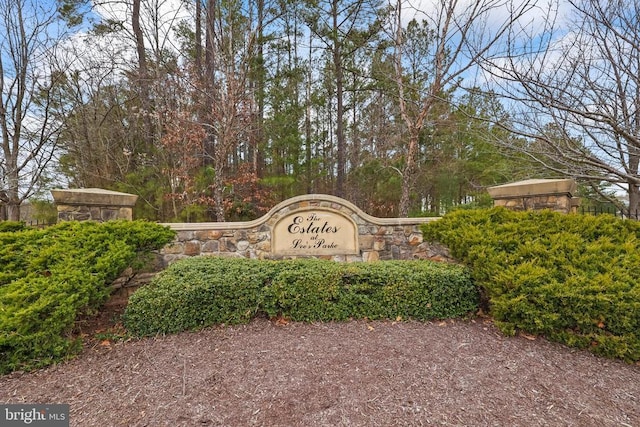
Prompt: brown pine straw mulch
<box><xmin>1</xmin><ymin>301</ymin><xmax>639</xmax><ymax>427</ymax></box>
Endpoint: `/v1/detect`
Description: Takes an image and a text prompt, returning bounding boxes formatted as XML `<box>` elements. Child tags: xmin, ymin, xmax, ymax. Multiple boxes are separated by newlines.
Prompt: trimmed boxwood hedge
<box><xmin>123</xmin><ymin>257</ymin><xmax>478</xmax><ymax>336</ymax></box>
<box><xmin>0</xmin><ymin>220</ymin><xmax>175</xmax><ymax>374</ymax></box>
<box><xmin>422</xmin><ymin>207</ymin><xmax>640</xmax><ymax>362</ymax></box>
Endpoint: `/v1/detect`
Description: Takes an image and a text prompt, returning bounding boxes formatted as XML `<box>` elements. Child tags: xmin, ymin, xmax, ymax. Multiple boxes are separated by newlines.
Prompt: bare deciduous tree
<box><xmin>391</xmin><ymin>0</ymin><xmax>537</xmax><ymax>216</ymax></box>
<box><xmin>0</xmin><ymin>0</ymin><xmax>71</xmax><ymax>220</ymax></box>
<box><xmin>201</xmin><ymin>0</ymin><xmax>271</xmax><ymax>221</ymax></box>
<box><xmin>487</xmin><ymin>0</ymin><xmax>640</xmax><ymax>211</ymax></box>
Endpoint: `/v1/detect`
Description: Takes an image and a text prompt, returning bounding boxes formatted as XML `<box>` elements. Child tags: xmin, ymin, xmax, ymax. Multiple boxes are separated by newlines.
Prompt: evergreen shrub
<box><xmin>0</xmin><ymin>221</ymin><xmax>26</xmax><ymax>233</ymax></box>
<box><xmin>0</xmin><ymin>220</ymin><xmax>175</xmax><ymax>374</ymax></box>
<box><xmin>422</xmin><ymin>207</ymin><xmax>640</xmax><ymax>362</ymax></box>
<box><xmin>123</xmin><ymin>257</ymin><xmax>278</xmax><ymax>336</ymax></box>
<box><xmin>123</xmin><ymin>257</ymin><xmax>478</xmax><ymax>336</ymax></box>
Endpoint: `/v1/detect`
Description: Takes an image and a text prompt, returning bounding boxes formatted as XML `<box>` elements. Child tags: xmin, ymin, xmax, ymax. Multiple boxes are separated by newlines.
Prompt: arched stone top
<box><xmin>166</xmin><ymin>194</ymin><xmax>438</xmax><ymax>231</ymax></box>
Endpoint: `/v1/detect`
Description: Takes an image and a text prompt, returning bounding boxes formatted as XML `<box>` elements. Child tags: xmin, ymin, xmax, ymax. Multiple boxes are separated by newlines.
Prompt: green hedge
<box><xmin>0</xmin><ymin>221</ymin><xmax>26</xmax><ymax>233</ymax></box>
<box><xmin>422</xmin><ymin>208</ymin><xmax>640</xmax><ymax>362</ymax></box>
<box><xmin>0</xmin><ymin>220</ymin><xmax>175</xmax><ymax>374</ymax></box>
<box><xmin>123</xmin><ymin>257</ymin><xmax>478</xmax><ymax>336</ymax></box>
<box><xmin>123</xmin><ymin>257</ymin><xmax>277</xmax><ymax>336</ymax></box>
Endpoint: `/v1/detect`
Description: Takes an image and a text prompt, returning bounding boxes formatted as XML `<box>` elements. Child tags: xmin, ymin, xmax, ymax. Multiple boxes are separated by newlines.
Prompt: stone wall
<box><xmin>160</xmin><ymin>194</ymin><xmax>450</xmax><ymax>266</ymax></box>
<box><xmin>487</xmin><ymin>179</ymin><xmax>581</xmax><ymax>213</ymax></box>
<box><xmin>51</xmin><ymin>188</ymin><xmax>138</xmax><ymax>222</ymax></box>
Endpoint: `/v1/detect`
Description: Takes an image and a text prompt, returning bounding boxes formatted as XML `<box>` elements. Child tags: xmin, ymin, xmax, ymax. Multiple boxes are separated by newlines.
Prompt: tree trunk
<box><xmin>628</xmin><ymin>182</ymin><xmax>639</xmax><ymax>217</ymax></box>
<box><xmin>3</xmin><ymin>151</ymin><xmax>21</xmax><ymax>221</ymax></box>
<box><xmin>195</xmin><ymin>0</ymin><xmax>202</xmax><ymax>76</ymax></box>
<box><xmin>398</xmin><ymin>132</ymin><xmax>419</xmax><ymax>217</ymax></box>
<box><xmin>203</xmin><ymin>0</ymin><xmax>217</xmax><ymax>166</ymax></box>
<box><xmin>252</xmin><ymin>0</ymin><xmax>265</xmax><ymax>178</ymax></box>
<box><xmin>305</xmin><ymin>35</ymin><xmax>313</xmax><ymax>194</ymax></box>
<box><xmin>213</xmin><ymin>161</ymin><xmax>226</xmax><ymax>222</ymax></box>
<box><xmin>132</xmin><ymin>0</ymin><xmax>154</xmax><ymax>148</ymax></box>
<box><xmin>132</xmin><ymin>0</ymin><xmax>146</xmax><ymax>74</ymax></box>
<box><xmin>332</xmin><ymin>0</ymin><xmax>346</xmax><ymax>198</ymax></box>
<box><xmin>628</xmin><ymin>149</ymin><xmax>640</xmax><ymax>214</ymax></box>
<box><xmin>5</xmin><ymin>188</ymin><xmax>20</xmax><ymax>221</ymax></box>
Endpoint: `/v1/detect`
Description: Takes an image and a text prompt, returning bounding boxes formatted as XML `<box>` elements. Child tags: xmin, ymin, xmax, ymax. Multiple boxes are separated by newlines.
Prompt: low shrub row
<box><xmin>123</xmin><ymin>257</ymin><xmax>478</xmax><ymax>336</ymax></box>
<box><xmin>0</xmin><ymin>221</ymin><xmax>26</xmax><ymax>233</ymax></box>
<box><xmin>422</xmin><ymin>208</ymin><xmax>640</xmax><ymax>362</ymax></box>
<box><xmin>0</xmin><ymin>220</ymin><xmax>175</xmax><ymax>374</ymax></box>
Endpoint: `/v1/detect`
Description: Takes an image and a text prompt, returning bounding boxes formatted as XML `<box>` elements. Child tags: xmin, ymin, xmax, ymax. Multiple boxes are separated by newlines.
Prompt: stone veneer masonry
<box><xmin>487</xmin><ymin>179</ymin><xmax>581</xmax><ymax>214</ymax></box>
<box><xmin>51</xmin><ymin>188</ymin><xmax>138</xmax><ymax>222</ymax></box>
<box><xmin>160</xmin><ymin>194</ymin><xmax>450</xmax><ymax>266</ymax></box>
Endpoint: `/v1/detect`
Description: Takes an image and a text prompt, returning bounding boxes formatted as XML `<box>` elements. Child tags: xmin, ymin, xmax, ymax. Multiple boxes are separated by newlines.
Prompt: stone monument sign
<box><xmin>272</xmin><ymin>208</ymin><xmax>359</xmax><ymax>256</ymax></box>
<box><xmin>161</xmin><ymin>194</ymin><xmax>444</xmax><ymax>263</ymax></box>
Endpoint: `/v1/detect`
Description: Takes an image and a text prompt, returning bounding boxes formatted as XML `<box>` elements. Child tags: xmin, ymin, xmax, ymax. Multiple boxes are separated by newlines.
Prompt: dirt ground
<box><xmin>1</xmin><ymin>301</ymin><xmax>639</xmax><ymax>427</ymax></box>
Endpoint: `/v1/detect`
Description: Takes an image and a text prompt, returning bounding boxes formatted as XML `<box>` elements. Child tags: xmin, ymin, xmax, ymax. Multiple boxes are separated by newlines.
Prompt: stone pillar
<box><xmin>51</xmin><ymin>188</ymin><xmax>139</xmax><ymax>222</ymax></box>
<box><xmin>487</xmin><ymin>179</ymin><xmax>581</xmax><ymax>214</ymax></box>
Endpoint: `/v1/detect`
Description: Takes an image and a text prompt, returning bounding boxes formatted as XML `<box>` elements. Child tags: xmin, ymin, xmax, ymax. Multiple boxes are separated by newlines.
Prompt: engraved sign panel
<box><xmin>272</xmin><ymin>209</ymin><xmax>359</xmax><ymax>255</ymax></box>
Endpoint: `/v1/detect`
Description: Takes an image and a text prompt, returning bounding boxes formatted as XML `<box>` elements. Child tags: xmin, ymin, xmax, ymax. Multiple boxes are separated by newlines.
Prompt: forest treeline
<box><xmin>1</xmin><ymin>0</ymin><xmax>638</xmax><ymax>221</ymax></box>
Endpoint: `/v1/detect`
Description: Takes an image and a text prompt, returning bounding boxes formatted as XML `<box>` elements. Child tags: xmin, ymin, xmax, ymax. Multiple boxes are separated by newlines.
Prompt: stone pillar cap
<box><xmin>487</xmin><ymin>179</ymin><xmax>577</xmax><ymax>199</ymax></box>
<box><xmin>51</xmin><ymin>188</ymin><xmax>138</xmax><ymax>207</ymax></box>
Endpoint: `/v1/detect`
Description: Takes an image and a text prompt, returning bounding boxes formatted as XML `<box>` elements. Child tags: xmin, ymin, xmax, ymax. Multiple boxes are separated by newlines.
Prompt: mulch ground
<box><xmin>1</xmin><ymin>301</ymin><xmax>639</xmax><ymax>427</ymax></box>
